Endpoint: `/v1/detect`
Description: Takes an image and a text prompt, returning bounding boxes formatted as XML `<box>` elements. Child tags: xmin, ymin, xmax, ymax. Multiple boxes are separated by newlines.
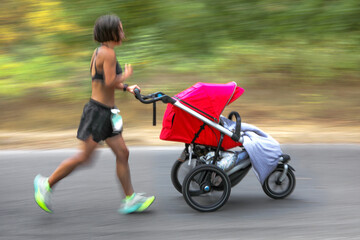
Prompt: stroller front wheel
<box><xmin>262</xmin><ymin>166</ymin><xmax>296</xmax><ymax>199</ymax></box>
<box><xmin>182</xmin><ymin>165</ymin><xmax>231</xmax><ymax>212</ymax></box>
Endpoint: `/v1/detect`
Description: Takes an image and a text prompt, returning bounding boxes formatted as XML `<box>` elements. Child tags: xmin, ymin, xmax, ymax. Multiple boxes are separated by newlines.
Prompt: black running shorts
<box><xmin>77</xmin><ymin>99</ymin><xmax>121</xmax><ymax>143</ymax></box>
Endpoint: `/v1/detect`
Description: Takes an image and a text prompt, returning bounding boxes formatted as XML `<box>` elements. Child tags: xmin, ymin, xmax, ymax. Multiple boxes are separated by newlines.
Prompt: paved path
<box><xmin>1</xmin><ymin>145</ymin><xmax>359</xmax><ymax>240</ymax></box>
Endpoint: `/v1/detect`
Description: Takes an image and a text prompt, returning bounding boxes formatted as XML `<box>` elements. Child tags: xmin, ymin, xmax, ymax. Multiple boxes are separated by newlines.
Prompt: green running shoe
<box><xmin>34</xmin><ymin>174</ymin><xmax>52</xmax><ymax>213</ymax></box>
<box><xmin>118</xmin><ymin>193</ymin><xmax>155</xmax><ymax>214</ymax></box>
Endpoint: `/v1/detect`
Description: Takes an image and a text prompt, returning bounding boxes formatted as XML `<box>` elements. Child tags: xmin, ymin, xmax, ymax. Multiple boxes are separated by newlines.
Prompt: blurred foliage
<box><xmin>0</xmin><ymin>0</ymin><xmax>359</xmax><ymax>100</ymax></box>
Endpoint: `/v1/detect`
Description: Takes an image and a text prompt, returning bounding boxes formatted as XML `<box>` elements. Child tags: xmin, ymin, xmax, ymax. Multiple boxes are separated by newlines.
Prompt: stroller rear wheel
<box><xmin>262</xmin><ymin>166</ymin><xmax>296</xmax><ymax>199</ymax></box>
<box><xmin>182</xmin><ymin>165</ymin><xmax>231</xmax><ymax>212</ymax></box>
<box><xmin>171</xmin><ymin>158</ymin><xmax>198</xmax><ymax>194</ymax></box>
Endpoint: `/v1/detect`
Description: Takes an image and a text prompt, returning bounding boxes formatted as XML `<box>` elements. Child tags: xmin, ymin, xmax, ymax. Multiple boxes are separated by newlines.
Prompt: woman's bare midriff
<box><xmin>91</xmin><ymin>80</ymin><xmax>116</xmax><ymax>107</ymax></box>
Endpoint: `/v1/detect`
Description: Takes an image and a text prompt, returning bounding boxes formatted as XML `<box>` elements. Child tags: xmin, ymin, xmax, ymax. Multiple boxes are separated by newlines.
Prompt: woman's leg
<box><xmin>48</xmin><ymin>136</ymin><xmax>98</xmax><ymax>188</ymax></box>
<box><xmin>105</xmin><ymin>134</ymin><xmax>155</xmax><ymax>214</ymax></box>
<box><xmin>105</xmin><ymin>134</ymin><xmax>134</xmax><ymax>197</ymax></box>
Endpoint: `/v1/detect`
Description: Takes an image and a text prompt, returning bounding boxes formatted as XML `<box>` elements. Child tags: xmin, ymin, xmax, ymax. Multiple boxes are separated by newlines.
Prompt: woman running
<box><xmin>34</xmin><ymin>14</ymin><xmax>155</xmax><ymax>214</ymax></box>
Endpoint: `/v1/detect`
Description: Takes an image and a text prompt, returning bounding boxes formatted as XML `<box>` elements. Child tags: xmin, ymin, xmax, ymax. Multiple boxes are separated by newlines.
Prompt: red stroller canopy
<box><xmin>160</xmin><ymin>82</ymin><xmax>244</xmax><ymax>150</ymax></box>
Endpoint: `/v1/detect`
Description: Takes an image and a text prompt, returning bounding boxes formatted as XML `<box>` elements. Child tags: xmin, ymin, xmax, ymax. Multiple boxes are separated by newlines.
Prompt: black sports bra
<box><xmin>90</xmin><ymin>47</ymin><xmax>122</xmax><ymax>82</ymax></box>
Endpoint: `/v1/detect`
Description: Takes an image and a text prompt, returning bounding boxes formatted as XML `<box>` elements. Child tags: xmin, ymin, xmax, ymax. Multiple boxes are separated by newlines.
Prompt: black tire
<box><xmin>182</xmin><ymin>165</ymin><xmax>231</xmax><ymax>212</ymax></box>
<box><xmin>262</xmin><ymin>166</ymin><xmax>296</xmax><ymax>199</ymax></box>
<box><xmin>171</xmin><ymin>159</ymin><xmax>197</xmax><ymax>194</ymax></box>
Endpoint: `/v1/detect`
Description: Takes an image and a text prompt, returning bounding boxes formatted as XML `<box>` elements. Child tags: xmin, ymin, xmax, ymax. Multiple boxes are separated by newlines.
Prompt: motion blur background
<box><xmin>0</xmin><ymin>0</ymin><xmax>359</xmax><ymax>148</ymax></box>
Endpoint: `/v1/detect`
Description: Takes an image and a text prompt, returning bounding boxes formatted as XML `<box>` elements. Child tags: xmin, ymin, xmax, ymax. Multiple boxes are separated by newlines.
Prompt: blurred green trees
<box><xmin>0</xmin><ymin>0</ymin><xmax>359</xmax><ymax>99</ymax></box>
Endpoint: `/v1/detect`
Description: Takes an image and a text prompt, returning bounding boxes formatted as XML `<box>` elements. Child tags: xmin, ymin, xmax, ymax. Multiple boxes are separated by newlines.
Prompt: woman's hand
<box><xmin>123</xmin><ymin>64</ymin><xmax>133</xmax><ymax>80</ymax></box>
<box><xmin>126</xmin><ymin>85</ymin><xmax>140</xmax><ymax>95</ymax></box>
<box><xmin>114</xmin><ymin>64</ymin><xmax>134</xmax><ymax>89</ymax></box>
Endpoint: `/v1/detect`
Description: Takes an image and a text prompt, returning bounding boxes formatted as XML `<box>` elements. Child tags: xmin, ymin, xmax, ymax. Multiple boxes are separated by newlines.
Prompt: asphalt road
<box><xmin>1</xmin><ymin>144</ymin><xmax>360</xmax><ymax>240</ymax></box>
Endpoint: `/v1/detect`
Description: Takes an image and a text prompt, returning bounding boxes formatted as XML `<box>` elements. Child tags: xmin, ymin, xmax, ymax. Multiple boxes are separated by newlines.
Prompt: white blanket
<box><xmin>221</xmin><ymin>117</ymin><xmax>282</xmax><ymax>184</ymax></box>
<box><xmin>241</xmin><ymin>123</ymin><xmax>282</xmax><ymax>184</ymax></box>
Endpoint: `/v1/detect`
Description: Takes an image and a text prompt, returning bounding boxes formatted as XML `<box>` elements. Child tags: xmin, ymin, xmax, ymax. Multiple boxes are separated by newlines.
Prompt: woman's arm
<box><xmin>103</xmin><ymin>50</ymin><xmax>133</xmax><ymax>88</ymax></box>
<box><xmin>103</xmin><ymin>50</ymin><xmax>118</xmax><ymax>87</ymax></box>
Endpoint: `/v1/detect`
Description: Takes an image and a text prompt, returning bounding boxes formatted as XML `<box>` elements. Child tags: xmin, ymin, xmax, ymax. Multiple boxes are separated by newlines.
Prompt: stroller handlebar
<box><xmin>134</xmin><ymin>88</ymin><xmax>176</xmax><ymax>104</ymax></box>
<box><xmin>133</xmin><ymin>88</ymin><xmax>175</xmax><ymax>126</ymax></box>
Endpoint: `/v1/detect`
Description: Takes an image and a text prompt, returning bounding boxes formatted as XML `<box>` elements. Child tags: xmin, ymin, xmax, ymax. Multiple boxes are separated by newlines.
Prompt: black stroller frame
<box><xmin>134</xmin><ymin>89</ymin><xmax>296</xmax><ymax>212</ymax></box>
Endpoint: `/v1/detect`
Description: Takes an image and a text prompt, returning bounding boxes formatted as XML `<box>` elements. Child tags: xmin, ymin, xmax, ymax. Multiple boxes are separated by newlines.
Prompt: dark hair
<box><xmin>93</xmin><ymin>15</ymin><xmax>124</xmax><ymax>43</ymax></box>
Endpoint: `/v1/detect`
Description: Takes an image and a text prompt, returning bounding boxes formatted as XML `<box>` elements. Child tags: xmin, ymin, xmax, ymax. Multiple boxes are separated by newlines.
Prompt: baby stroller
<box><xmin>134</xmin><ymin>82</ymin><xmax>296</xmax><ymax>212</ymax></box>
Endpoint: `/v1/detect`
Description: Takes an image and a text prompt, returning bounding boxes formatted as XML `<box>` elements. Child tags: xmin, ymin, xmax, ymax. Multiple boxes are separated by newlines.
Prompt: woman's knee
<box><xmin>116</xmin><ymin>147</ymin><xmax>129</xmax><ymax>163</ymax></box>
<box><xmin>72</xmin><ymin>152</ymin><xmax>92</xmax><ymax>165</ymax></box>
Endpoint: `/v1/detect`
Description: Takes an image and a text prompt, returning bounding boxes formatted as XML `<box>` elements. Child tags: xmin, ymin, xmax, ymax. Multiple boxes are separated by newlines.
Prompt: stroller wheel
<box><xmin>182</xmin><ymin>165</ymin><xmax>231</xmax><ymax>212</ymax></box>
<box><xmin>262</xmin><ymin>167</ymin><xmax>296</xmax><ymax>199</ymax></box>
<box><xmin>171</xmin><ymin>158</ymin><xmax>198</xmax><ymax>194</ymax></box>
